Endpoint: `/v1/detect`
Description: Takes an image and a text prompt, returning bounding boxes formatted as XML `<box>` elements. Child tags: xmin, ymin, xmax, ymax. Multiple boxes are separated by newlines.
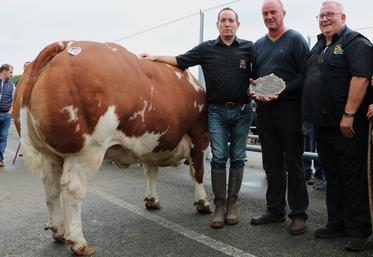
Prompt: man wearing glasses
<box><xmin>302</xmin><ymin>0</ymin><xmax>373</xmax><ymax>252</ymax></box>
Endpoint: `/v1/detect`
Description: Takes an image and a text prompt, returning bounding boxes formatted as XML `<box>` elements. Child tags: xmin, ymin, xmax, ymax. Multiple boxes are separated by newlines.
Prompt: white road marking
<box><xmin>242</xmin><ymin>182</ymin><xmax>262</xmax><ymax>188</ymax></box>
<box><xmin>90</xmin><ymin>187</ymin><xmax>257</xmax><ymax>257</ymax></box>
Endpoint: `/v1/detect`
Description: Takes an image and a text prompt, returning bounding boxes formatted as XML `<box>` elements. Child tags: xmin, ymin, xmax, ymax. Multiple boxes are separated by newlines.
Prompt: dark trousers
<box><xmin>257</xmin><ymin>102</ymin><xmax>309</xmax><ymax>220</ymax></box>
<box><xmin>317</xmin><ymin>123</ymin><xmax>372</xmax><ymax>238</ymax></box>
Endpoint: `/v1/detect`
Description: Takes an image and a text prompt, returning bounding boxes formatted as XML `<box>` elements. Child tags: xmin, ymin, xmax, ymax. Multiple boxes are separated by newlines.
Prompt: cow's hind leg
<box><xmin>143</xmin><ymin>164</ymin><xmax>161</xmax><ymax>209</ymax></box>
<box><xmin>41</xmin><ymin>156</ymin><xmax>65</xmax><ymax>242</ymax></box>
<box><xmin>61</xmin><ymin>153</ymin><xmax>104</xmax><ymax>256</ymax></box>
<box><xmin>188</xmin><ymin>148</ymin><xmax>213</xmax><ymax>214</ymax></box>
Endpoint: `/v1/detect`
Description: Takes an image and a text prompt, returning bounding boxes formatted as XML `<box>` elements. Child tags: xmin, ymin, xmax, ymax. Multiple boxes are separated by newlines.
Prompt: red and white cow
<box><xmin>13</xmin><ymin>41</ymin><xmax>212</xmax><ymax>256</ymax></box>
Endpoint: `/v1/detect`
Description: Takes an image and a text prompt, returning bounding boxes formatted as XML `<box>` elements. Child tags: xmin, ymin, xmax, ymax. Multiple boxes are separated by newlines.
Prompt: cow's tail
<box><xmin>20</xmin><ymin>41</ymin><xmax>68</xmax><ymax>172</ymax></box>
<box><xmin>22</xmin><ymin>41</ymin><xmax>68</xmax><ymax>107</ymax></box>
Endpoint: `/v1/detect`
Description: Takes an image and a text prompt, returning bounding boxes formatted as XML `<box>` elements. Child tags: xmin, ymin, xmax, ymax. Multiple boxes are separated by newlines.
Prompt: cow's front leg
<box><xmin>41</xmin><ymin>157</ymin><xmax>65</xmax><ymax>242</ymax></box>
<box><xmin>61</xmin><ymin>156</ymin><xmax>101</xmax><ymax>256</ymax></box>
<box><xmin>189</xmin><ymin>149</ymin><xmax>213</xmax><ymax>214</ymax></box>
<box><xmin>143</xmin><ymin>164</ymin><xmax>160</xmax><ymax>209</ymax></box>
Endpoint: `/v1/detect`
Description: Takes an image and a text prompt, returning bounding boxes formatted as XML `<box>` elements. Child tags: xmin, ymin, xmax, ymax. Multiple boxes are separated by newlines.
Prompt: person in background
<box><xmin>140</xmin><ymin>7</ymin><xmax>253</xmax><ymax>229</ymax></box>
<box><xmin>0</xmin><ymin>64</ymin><xmax>16</xmax><ymax>167</ymax></box>
<box><xmin>15</xmin><ymin>61</ymin><xmax>30</xmax><ymax>86</ymax></box>
<box><xmin>303</xmin><ymin>122</ymin><xmax>326</xmax><ymax>190</ymax></box>
<box><xmin>15</xmin><ymin>61</ymin><xmax>31</xmax><ymax>158</ymax></box>
<box><xmin>249</xmin><ymin>0</ymin><xmax>309</xmax><ymax>236</ymax></box>
<box><xmin>302</xmin><ymin>1</ymin><xmax>373</xmax><ymax>252</ymax></box>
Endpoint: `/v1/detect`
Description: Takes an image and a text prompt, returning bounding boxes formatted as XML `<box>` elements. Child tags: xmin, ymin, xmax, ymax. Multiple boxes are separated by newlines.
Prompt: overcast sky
<box><xmin>2</xmin><ymin>0</ymin><xmax>373</xmax><ymax>75</ymax></box>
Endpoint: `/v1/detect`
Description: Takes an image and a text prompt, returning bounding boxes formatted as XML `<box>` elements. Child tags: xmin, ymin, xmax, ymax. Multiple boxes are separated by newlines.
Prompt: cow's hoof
<box><xmin>52</xmin><ymin>234</ymin><xmax>66</xmax><ymax>243</ymax></box>
<box><xmin>45</xmin><ymin>225</ymin><xmax>65</xmax><ymax>243</ymax></box>
<box><xmin>195</xmin><ymin>200</ymin><xmax>214</xmax><ymax>214</ymax></box>
<box><xmin>71</xmin><ymin>243</ymin><xmax>96</xmax><ymax>256</ymax></box>
<box><xmin>144</xmin><ymin>197</ymin><xmax>160</xmax><ymax>209</ymax></box>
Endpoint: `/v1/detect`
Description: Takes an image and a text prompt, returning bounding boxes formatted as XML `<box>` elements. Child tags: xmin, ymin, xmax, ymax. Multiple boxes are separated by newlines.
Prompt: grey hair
<box><xmin>321</xmin><ymin>1</ymin><xmax>344</xmax><ymax>12</ymax></box>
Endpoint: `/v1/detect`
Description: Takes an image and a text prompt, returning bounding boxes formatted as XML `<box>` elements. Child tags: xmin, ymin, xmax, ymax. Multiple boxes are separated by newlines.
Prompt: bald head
<box><xmin>261</xmin><ymin>0</ymin><xmax>286</xmax><ymax>34</ymax></box>
<box><xmin>262</xmin><ymin>0</ymin><xmax>284</xmax><ymax>10</ymax></box>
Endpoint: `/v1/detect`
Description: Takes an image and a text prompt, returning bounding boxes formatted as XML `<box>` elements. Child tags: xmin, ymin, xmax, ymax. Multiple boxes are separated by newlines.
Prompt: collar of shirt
<box><xmin>214</xmin><ymin>36</ymin><xmax>241</xmax><ymax>46</ymax></box>
<box><xmin>316</xmin><ymin>26</ymin><xmax>350</xmax><ymax>46</ymax></box>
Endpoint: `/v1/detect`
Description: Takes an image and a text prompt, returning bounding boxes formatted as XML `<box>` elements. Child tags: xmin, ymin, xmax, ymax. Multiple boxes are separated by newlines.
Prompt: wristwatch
<box><xmin>343</xmin><ymin>111</ymin><xmax>355</xmax><ymax>118</ymax></box>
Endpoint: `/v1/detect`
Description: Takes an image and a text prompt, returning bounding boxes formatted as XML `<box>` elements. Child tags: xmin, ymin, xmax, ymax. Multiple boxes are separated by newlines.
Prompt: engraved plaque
<box><xmin>250</xmin><ymin>73</ymin><xmax>286</xmax><ymax>97</ymax></box>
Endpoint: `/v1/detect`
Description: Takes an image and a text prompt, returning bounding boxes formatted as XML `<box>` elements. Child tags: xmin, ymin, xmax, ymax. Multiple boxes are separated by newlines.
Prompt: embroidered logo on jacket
<box><xmin>333</xmin><ymin>44</ymin><xmax>344</xmax><ymax>55</ymax></box>
<box><xmin>240</xmin><ymin>59</ymin><xmax>247</xmax><ymax>69</ymax></box>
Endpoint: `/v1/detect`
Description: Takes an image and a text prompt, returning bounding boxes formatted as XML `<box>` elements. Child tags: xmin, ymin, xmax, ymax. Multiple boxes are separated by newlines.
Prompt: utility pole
<box><xmin>198</xmin><ymin>9</ymin><xmax>205</xmax><ymax>86</ymax></box>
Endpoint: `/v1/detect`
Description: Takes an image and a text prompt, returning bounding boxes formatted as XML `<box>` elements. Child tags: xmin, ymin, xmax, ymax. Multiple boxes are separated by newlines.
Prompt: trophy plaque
<box><xmin>250</xmin><ymin>73</ymin><xmax>286</xmax><ymax>97</ymax></box>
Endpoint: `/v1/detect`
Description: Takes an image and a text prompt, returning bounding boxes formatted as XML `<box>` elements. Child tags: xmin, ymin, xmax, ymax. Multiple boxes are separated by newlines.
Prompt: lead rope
<box><xmin>12</xmin><ymin>142</ymin><xmax>20</xmax><ymax>165</ymax></box>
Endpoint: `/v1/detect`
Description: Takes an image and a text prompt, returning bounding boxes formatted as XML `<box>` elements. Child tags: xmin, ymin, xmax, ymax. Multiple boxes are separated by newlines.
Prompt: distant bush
<box><xmin>11</xmin><ymin>75</ymin><xmax>21</xmax><ymax>84</ymax></box>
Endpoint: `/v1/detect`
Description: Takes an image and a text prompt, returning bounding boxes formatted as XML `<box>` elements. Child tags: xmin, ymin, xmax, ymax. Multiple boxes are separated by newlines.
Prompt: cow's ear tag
<box><xmin>68</xmin><ymin>47</ymin><xmax>82</xmax><ymax>56</ymax></box>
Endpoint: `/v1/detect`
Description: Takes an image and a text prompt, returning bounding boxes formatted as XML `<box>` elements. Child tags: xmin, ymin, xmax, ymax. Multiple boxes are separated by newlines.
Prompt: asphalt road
<box><xmin>0</xmin><ymin>123</ymin><xmax>372</xmax><ymax>257</ymax></box>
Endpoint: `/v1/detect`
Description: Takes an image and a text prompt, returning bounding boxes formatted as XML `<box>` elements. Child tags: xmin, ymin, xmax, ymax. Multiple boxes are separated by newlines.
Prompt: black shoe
<box><xmin>251</xmin><ymin>212</ymin><xmax>285</xmax><ymax>225</ymax></box>
<box><xmin>314</xmin><ymin>226</ymin><xmax>347</xmax><ymax>239</ymax></box>
<box><xmin>345</xmin><ymin>237</ymin><xmax>368</xmax><ymax>252</ymax></box>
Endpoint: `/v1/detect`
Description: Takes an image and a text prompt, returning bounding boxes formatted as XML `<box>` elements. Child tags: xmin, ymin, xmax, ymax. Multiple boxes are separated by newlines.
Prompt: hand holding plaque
<box><xmin>249</xmin><ymin>73</ymin><xmax>286</xmax><ymax>98</ymax></box>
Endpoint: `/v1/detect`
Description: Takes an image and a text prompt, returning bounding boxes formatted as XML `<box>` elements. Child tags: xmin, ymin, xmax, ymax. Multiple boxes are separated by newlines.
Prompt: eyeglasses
<box><xmin>316</xmin><ymin>12</ymin><xmax>342</xmax><ymax>20</ymax></box>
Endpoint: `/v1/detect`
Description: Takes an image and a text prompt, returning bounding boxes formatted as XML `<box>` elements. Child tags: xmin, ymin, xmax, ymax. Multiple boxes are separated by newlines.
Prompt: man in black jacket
<box><xmin>302</xmin><ymin>0</ymin><xmax>373</xmax><ymax>252</ymax></box>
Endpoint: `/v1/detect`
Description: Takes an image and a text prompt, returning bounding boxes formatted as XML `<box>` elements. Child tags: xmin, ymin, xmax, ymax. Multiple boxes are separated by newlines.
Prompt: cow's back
<box><xmin>15</xmin><ymin>41</ymin><xmax>208</xmax><ymax>160</ymax></box>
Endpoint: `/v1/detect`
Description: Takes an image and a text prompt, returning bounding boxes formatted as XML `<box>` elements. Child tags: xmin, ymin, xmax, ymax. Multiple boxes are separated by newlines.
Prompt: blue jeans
<box><xmin>0</xmin><ymin>112</ymin><xmax>11</xmax><ymax>160</ymax></box>
<box><xmin>208</xmin><ymin>103</ymin><xmax>252</xmax><ymax>170</ymax></box>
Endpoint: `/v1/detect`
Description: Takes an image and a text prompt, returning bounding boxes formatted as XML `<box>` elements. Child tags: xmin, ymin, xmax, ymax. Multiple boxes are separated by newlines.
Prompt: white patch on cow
<box><xmin>147</xmin><ymin>86</ymin><xmax>154</xmax><ymax>112</ymax></box>
<box><xmin>75</xmin><ymin>124</ymin><xmax>80</xmax><ymax>133</ymax></box>
<box><xmin>58</xmin><ymin>41</ymin><xmax>65</xmax><ymax>50</ymax></box>
<box><xmin>82</xmin><ymin>106</ymin><xmax>120</xmax><ymax>151</ymax></box>
<box><xmin>186</xmin><ymin>71</ymin><xmax>203</xmax><ymax>92</ymax></box>
<box><xmin>143</xmin><ymin>164</ymin><xmax>159</xmax><ymax>200</ymax></box>
<box><xmin>120</xmin><ymin>130</ymin><xmax>166</xmax><ymax>157</ymax></box>
<box><xmin>61</xmin><ymin>105</ymin><xmax>78</xmax><ymax>123</ymax></box>
<box><xmin>194</xmin><ymin>181</ymin><xmax>208</xmax><ymax>202</ymax></box>
<box><xmin>104</xmin><ymin>43</ymin><xmax>118</xmax><ymax>52</ymax></box>
<box><xmin>193</xmin><ymin>101</ymin><xmax>203</xmax><ymax>113</ymax></box>
<box><xmin>175</xmin><ymin>71</ymin><xmax>183</xmax><ymax>79</ymax></box>
<box><xmin>147</xmin><ymin>103</ymin><xmax>153</xmax><ymax>112</ymax></box>
<box><xmin>20</xmin><ymin>108</ymin><xmax>44</xmax><ymax>172</ymax></box>
<box><xmin>150</xmin><ymin>86</ymin><xmax>154</xmax><ymax>98</ymax></box>
<box><xmin>79</xmin><ymin>105</ymin><xmax>166</xmax><ymax>158</ymax></box>
<box><xmin>67</xmin><ymin>41</ymin><xmax>74</xmax><ymax>49</ymax></box>
<box><xmin>128</xmin><ymin>100</ymin><xmax>148</xmax><ymax>122</ymax></box>
<box><xmin>98</xmin><ymin>101</ymin><xmax>101</xmax><ymax>108</ymax></box>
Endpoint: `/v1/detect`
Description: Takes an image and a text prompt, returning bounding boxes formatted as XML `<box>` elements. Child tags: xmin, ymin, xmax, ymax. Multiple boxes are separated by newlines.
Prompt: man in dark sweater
<box><xmin>141</xmin><ymin>8</ymin><xmax>253</xmax><ymax>229</ymax></box>
<box><xmin>249</xmin><ymin>0</ymin><xmax>309</xmax><ymax>235</ymax></box>
<box><xmin>0</xmin><ymin>64</ymin><xmax>16</xmax><ymax>167</ymax></box>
